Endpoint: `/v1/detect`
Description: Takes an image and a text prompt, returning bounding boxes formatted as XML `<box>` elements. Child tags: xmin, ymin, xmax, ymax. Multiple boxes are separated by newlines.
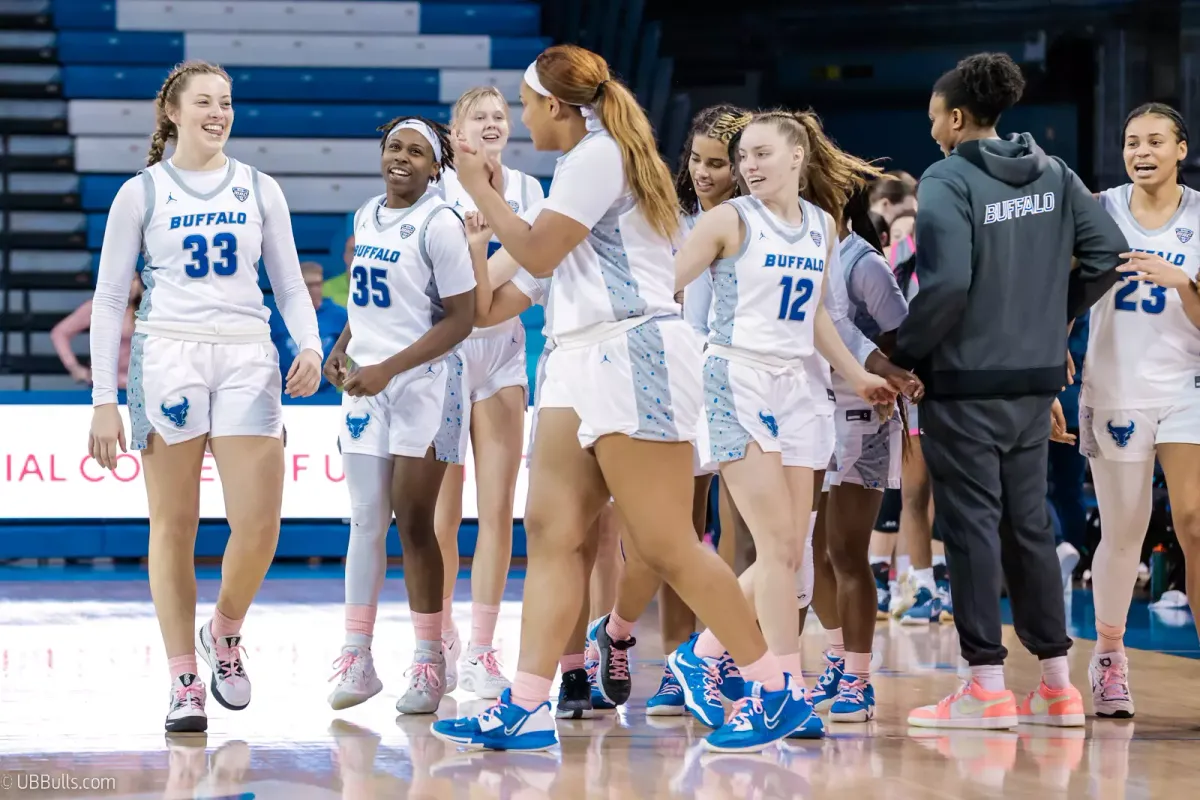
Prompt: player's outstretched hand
<box><xmin>286</xmin><ymin>348</ymin><xmax>322</xmax><ymax>398</ymax></box>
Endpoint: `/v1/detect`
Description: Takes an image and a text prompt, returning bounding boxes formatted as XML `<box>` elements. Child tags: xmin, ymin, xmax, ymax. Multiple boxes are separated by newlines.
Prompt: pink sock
<box><xmin>511</xmin><ymin>672</ymin><xmax>552</xmax><ymax>711</ymax></box>
<box><xmin>559</xmin><ymin>653</ymin><xmax>585</xmax><ymax>674</ymax></box>
<box><xmin>970</xmin><ymin>664</ymin><xmax>1006</xmax><ymax>693</ymax></box>
<box><xmin>738</xmin><ymin>651</ymin><xmax>785</xmax><ymax>692</ymax></box>
<box><xmin>471</xmin><ymin>603</ymin><xmax>500</xmax><ymax>649</ymax></box>
<box><xmin>693</xmin><ymin>628</ymin><xmax>725</xmax><ymax>660</ymax></box>
<box><xmin>844</xmin><ymin>652</ymin><xmax>871</xmax><ymax>680</ymax></box>
<box><xmin>346</xmin><ymin>604</ymin><xmax>377</xmax><ymax>636</ymax></box>
<box><xmin>442</xmin><ymin>595</ymin><xmax>457</xmax><ymax>638</ymax></box>
<box><xmin>826</xmin><ymin>628</ymin><xmax>845</xmax><ymax>659</ymax></box>
<box><xmin>780</xmin><ymin>652</ymin><xmax>803</xmax><ymax>685</ymax></box>
<box><xmin>1040</xmin><ymin>656</ymin><xmax>1071</xmax><ymax>690</ymax></box>
<box><xmin>412</xmin><ymin>611</ymin><xmax>441</xmax><ymax>646</ymax></box>
<box><xmin>605</xmin><ymin>611</ymin><xmax>635</xmax><ymax>642</ymax></box>
<box><xmin>211</xmin><ymin>607</ymin><xmax>243</xmax><ymax>638</ymax></box>
<box><xmin>168</xmin><ymin>655</ymin><xmax>197</xmax><ymax>681</ymax></box>
<box><xmin>1095</xmin><ymin>619</ymin><xmax>1125</xmax><ymax>655</ymax></box>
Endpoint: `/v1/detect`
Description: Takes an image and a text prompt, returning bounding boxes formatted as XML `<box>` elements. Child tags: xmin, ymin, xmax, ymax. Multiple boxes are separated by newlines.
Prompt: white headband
<box><xmin>523</xmin><ymin>60</ymin><xmax>606</xmax><ymax>133</ymax></box>
<box><xmin>386</xmin><ymin>119</ymin><xmax>442</xmax><ymax>163</ymax></box>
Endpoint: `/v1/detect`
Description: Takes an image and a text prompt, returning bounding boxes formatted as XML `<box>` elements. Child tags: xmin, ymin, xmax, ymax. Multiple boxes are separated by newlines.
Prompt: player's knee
<box><xmin>523</xmin><ymin>503</ymin><xmax>587</xmax><ymax>558</ymax></box>
<box><xmin>1172</xmin><ymin>504</ymin><xmax>1200</xmax><ymax>548</ymax></box>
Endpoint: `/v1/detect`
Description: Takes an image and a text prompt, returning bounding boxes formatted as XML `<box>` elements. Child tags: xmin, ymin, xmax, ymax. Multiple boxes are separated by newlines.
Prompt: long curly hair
<box><xmin>674</xmin><ymin>105</ymin><xmax>754</xmax><ymax>216</ymax></box>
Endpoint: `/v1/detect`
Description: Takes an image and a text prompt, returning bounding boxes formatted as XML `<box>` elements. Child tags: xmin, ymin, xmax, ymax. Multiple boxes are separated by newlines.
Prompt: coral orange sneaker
<box><xmin>907</xmin><ymin>679</ymin><xmax>1018</xmax><ymax>729</ymax></box>
<box><xmin>1017</xmin><ymin>681</ymin><xmax>1085</xmax><ymax>727</ymax></box>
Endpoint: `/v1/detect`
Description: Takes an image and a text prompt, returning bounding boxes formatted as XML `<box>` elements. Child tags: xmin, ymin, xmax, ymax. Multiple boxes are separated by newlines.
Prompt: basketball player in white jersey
<box><xmin>433</xmin><ymin>87</ymin><xmax>546</xmax><ymax>699</ymax></box>
<box><xmin>807</xmin><ymin>189</ymin><xmax>913</xmax><ymax>723</ymax></box>
<box><xmin>323</xmin><ymin>116</ymin><xmax>477</xmax><ymax>715</ymax></box>
<box><xmin>86</xmin><ymin>61</ymin><xmax>323</xmax><ymax>732</ymax></box>
<box><xmin>434</xmin><ymin>44</ymin><xmax>819</xmax><ymax>754</ymax></box>
<box><xmin>1082</xmin><ymin>102</ymin><xmax>1200</xmax><ymax>717</ymax></box>
<box><xmin>669</xmin><ymin>110</ymin><xmax>896</xmax><ymax>738</ymax></box>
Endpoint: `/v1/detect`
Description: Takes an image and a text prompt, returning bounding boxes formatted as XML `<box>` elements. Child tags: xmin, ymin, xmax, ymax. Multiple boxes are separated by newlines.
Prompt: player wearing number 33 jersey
<box><xmin>1081</xmin><ymin>184</ymin><xmax>1200</xmax><ymax>461</ymax></box>
<box><xmin>99</xmin><ymin>156</ymin><xmax>322</xmax><ymax>449</ymax></box>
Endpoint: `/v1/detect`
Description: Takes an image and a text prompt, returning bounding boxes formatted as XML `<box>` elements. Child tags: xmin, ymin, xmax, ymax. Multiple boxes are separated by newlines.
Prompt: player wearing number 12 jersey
<box><xmin>87</xmin><ymin>61</ymin><xmax>323</xmax><ymax>733</ymax></box>
<box><xmin>1082</xmin><ymin>102</ymin><xmax>1200</xmax><ymax>719</ymax></box>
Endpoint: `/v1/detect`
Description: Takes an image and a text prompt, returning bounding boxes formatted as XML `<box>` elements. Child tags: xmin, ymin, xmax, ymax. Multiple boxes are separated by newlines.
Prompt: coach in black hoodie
<box><xmin>893</xmin><ymin>53</ymin><xmax>1127</xmax><ymax>721</ymax></box>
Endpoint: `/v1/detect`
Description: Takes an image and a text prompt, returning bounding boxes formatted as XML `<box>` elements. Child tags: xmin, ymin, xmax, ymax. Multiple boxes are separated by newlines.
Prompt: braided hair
<box><xmin>1123</xmin><ymin>102</ymin><xmax>1189</xmax><ymax>185</ymax></box>
<box><xmin>675</xmin><ymin>105</ymin><xmax>754</xmax><ymax>216</ymax></box>
<box><xmin>147</xmin><ymin>61</ymin><xmax>232</xmax><ymax>166</ymax></box>
<box><xmin>377</xmin><ymin>116</ymin><xmax>455</xmax><ymax>182</ymax></box>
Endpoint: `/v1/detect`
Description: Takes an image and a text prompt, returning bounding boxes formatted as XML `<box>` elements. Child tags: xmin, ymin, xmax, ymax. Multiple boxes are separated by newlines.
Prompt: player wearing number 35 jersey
<box><xmin>87</xmin><ymin>60</ymin><xmax>323</xmax><ymax>735</ymax></box>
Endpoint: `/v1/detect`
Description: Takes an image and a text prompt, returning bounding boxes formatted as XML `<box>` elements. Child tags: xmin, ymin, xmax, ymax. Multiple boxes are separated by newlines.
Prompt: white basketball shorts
<box><xmin>462</xmin><ymin>322</ymin><xmax>528</xmax><ymax>404</ymax></box>
<box><xmin>541</xmin><ymin>317</ymin><xmax>702</xmax><ymax>450</ymax></box>
<box><xmin>341</xmin><ymin>359</ymin><xmax>448</xmax><ymax>459</ymax></box>
<box><xmin>1080</xmin><ymin>401</ymin><xmax>1200</xmax><ymax>462</ymax></box>
<box><xmin>827</xmin><ymin>406</ymin><xmax>903</xmax><ymax>490</ymax></box>
<box><xmin>128</xmin><ymin>333</ymin><xmax>282</xmax><ymax>450</ymax></box>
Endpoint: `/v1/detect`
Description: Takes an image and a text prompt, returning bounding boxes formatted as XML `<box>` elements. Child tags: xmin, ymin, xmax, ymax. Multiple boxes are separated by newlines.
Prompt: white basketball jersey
<box><xmin>137</xmin><ymin>158</ymin><xmax>269</xmax><ymax>333</ymax></box>
<box><xmin>1084</xmin><ymin>185</ymin><xmax>1200</xmax><ymax>408</ymax></box>
<box><xmin>440</xmin><ymin>166</ymin><xmax>544</xmax><ymax>236</ymax></box>
<box><xmin>710</xmin><ymin>196</ymin><xmax>830</xmax><ymax>363</ymax></box>
<box><xmin>346</xmin><ymin>192</ymin><xmax>468</xmax><ymax>368</ymax></box>
<box><xmin>679</xmin><ymin>211</ymin><xmax>714</xmax><ymax>335</ymax></box>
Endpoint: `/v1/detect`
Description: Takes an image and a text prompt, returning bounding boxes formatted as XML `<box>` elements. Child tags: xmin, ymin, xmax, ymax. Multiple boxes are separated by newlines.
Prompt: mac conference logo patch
<box><xmin>232</xmin><ymin>186</ymin><xmax>249</xmax><ymax>202</ymax></box>
<box><xmin>810</xmin><ymin>230</ymin><xmax>822</xmax><ymax>247</ymax></box>
<box><xmin>399</xmin><ymin>224</ymin><xmax>416</xmax><ymax>239</ymax></box>
<box><xmin>1177</xmin><ymin>227</ymin><xmax>1194</xmax><ymax>244</ymax></box>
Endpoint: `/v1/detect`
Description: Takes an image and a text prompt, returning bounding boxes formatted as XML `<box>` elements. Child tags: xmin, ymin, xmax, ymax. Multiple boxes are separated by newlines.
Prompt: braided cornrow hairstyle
<box><xmin>147</xmin><ymin>60</ymin><xmax>232</xmax><ymax>166</ymax></box>
<box><xmin>674</xmin><ymin>105</ymin><xmax>754</xmax><ymax>216</ymax></box>
<box><xmin>1124</xmin><ymin>102</ymin><xmax>1190</xmax><ymax>185</ymax></box>
<box><xmin>377</xmin><ymin>115</ymin><xmax>454</xmax><ymax>182</ymax></box>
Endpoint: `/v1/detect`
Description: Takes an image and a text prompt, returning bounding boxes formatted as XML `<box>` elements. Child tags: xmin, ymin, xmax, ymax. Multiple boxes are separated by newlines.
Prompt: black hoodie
<box><xmin>893</xmin><ymin>133</ymin><xmax>1128</xmax><ymax>399</ymax></box>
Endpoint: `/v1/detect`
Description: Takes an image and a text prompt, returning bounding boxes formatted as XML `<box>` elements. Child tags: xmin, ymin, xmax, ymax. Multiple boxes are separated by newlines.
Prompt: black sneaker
<box><xmin>594</xmin><ymin>615</ymin><xmax>636</xmax><ymax>706</ymax></box>
<box><xmin>555</xmin><ymin>668</ymin><xmax>593</xmax><ymax>719</ymax></box>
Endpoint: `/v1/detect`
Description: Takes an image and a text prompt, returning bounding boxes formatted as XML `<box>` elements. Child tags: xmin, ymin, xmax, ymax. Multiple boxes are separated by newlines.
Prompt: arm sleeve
<box><xmin>893</xmin><ymin>176</ymin><xmax>974</xmax><ymax>368</ymax></box>
<box><xmin>1065</xmin><ymin>168</ymin><xmax>1128</xmax><ymax>319</ymax></box>
<box><xmin>849</xmin><ymin>250</ymin><xmax>909</xmax><ymax>334</ymax></box>
<box><xmin>257</xmin><ymin>171</ymin><xmax>322</xmax><ymax>357</ymax></box>
<box><xmin>541</xmin><ymin>136</ymin><xmax>624</xmax><ymax>230</ymax></box>
<box><xmin>90</xmin><ymin>175</ymin><xmax>147</xmax><ymax>406</ymax></box>
<box><xmin>424</xmin><ymin>209</ymin><xmax>478</xmax><ymax>298</ymax></box>
<box><xmin>511</xmin><ymin>268</ymin><xmax>549</xmax><ymax>306</ymax></box>
<box><xmin>823</xmin><ymin>226</ymin><xmax>877</xmax><ymax>366</ymax></box>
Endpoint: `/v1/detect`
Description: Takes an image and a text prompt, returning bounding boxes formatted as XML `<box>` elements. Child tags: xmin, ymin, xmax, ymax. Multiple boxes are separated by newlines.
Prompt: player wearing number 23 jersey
<box><xmin>697</xmin><ymin>194</ymin><xmax>833</xmax><ymax>466</ymax></box>
<box><xmin>1081</xmin><ymin>184</ymin><xmax>1200</xmax><ymax>460</ymax></box>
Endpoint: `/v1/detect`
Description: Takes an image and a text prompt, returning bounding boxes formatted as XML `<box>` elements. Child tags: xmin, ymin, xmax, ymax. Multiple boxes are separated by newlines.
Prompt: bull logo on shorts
<box><xmin>1106</xmin><ymin>419</ymin><xmax>1136</xmax><ymax>448</ymax></box>
<box><xmin>161</xmin><ymin>397</ymin><xmax>190</xmax><ymax>428</ymax></box>
<box><xmin>232</xmin><ymin>186</ymin><xmax>249</xmax><ymax>203</ymax></box>
<box><xmin>1177</xmin><ymin>227</ymin><xmax>1194</xmax><ymax>244</ymax></box>
<box><xmin>346</xmin><ymin>413</ymin><xmax>371</xmax><ymax>440</ymax></box>
<box><xmin>758</xmin><ymin>411</ymin><xmax>779</xmax><ymax>439</ymax></box>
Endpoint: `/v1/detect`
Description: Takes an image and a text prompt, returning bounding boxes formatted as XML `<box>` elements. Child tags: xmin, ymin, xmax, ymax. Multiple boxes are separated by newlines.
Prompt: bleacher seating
<box><xmin>1</xmin><ymin>0</ymin><xmax>558</xmax><ymax>389</ymax></box>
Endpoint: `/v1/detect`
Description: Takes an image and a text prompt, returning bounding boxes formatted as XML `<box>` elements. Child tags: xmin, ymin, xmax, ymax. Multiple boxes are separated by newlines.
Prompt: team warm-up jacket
<box><xmin>892</xmin><ymin>133</ymin><xmax>1128</xmax><ymax>399</ymax></box>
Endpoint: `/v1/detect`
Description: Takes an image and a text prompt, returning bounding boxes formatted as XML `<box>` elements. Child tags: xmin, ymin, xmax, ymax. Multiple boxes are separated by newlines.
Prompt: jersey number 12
<box><xmin>777</xmin><ymin>276</ymin><xmax>814</xmax><ymax>321</ymax></box>
<box><xmin>182</xmin><ymin>233</ymin><xmax>238</xmax><ymax>278</ymax></box>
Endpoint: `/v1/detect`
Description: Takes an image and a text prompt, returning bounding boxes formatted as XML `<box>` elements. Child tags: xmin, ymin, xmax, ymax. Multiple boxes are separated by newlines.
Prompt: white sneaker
<box><xmin>1089</xmin><ymin>652</ymin><xmax>1134</xmax><ymax>719</ymax></box>
<box><xmin>165</xmin><ymin>673</ymin><xmax>208</xmax><ymax>733</ymax></box>
<box><xmin>459</xmin><ymin>646</ymin><xmax>512</xmax><ymax>700</ymax></box>
<box><xmin>197</xmin><ymin>622</ymin><xmax>251</xmax><ymax>710</ymax></box>
<box><xmin>328</xmin><ymin>645</ymin><xmax>384</xmax><ymax>710</ymax></box>
<box><xmin>396</xmin><ymin>650</ymin><xmax>447</xmax><ymax>715</ymax></box>
<box><xmin>443</xmin><ymin>631</ymin><xmax>462</xmax><ymax>693</ymax></box>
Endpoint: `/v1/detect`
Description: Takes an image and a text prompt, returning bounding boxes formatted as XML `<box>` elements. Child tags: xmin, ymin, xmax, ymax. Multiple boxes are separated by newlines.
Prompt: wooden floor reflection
<box><xmin>1</xmin><ymin>571</ymin><xmax>1198</xmax><ymax>798</ymax></box>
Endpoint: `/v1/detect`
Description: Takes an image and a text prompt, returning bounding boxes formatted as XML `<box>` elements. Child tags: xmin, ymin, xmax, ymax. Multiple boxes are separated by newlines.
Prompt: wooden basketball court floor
<box><xmin>1</xmin><ymin>564</ymin><xmax>1198</xmax><ymax>799</ymax></box>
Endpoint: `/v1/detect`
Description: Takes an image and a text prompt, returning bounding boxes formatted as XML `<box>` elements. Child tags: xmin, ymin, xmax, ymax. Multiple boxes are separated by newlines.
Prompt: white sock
<box><xmin>932</xmin><ymin>554</ymin><xmax>946</xmax><ymax>568</ymax></box>
<box><xmin>869</xmin><ymin>556</ymin><xmax>891</xmax><ymax>566</ymax></box>
<box><xmin>913</xmin><ymin>567</ymin><xmax>935</xmax><ymax>590</ymax></box>
<box><xmin>346</xmin><ymin>633</ymin><xmax>372</xmax><ymax>649</ymax></box>
<box><xmin>969</xmin><ymin>664</ymin><xmax>1006</xmax><ymax>692</ymax></box>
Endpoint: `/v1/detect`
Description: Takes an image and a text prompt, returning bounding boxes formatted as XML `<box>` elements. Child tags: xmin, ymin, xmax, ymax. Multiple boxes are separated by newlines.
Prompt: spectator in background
<box><xmin>51</xmin><ymin>274</ymin><xmax>143</xmax><ymax>386</ymax></box>
<box><xmin>271</xmin><ymin>262</ymin><xmax>347</xmax><ymax>395</ymax></box>
<box><xmin>1049</xmin><ymin>310</ymin><xmax>1090</xmax><ymax>589</ymax></box>
<box><xmin>869</xmin><ymin>173</ymin><xmax>918</xmax><ymax>224</ymax></box>
<box><xmin>888</xmin><ymin>209</ymin><xmax>917</xmax><ymax>248</ymax></box>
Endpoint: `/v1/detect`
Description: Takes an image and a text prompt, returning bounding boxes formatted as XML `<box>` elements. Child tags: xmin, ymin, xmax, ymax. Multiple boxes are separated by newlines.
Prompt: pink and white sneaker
<box><xmin>198</xmin><ymin>622</ymin><xmax>251</xmax><ymax>710</ymax></box>
<box><xmin>165</xmin><ymin>673</ymin><xmax>207</xmax><ymax>733</ymax></box>
<box><xmin>907</xmin><ymin>678</ymin><xmax>1018</xmax><ymax>730</ymax></box>
<box><xmin>1089</xmin><ymin>652</ymin><xmax>1134</xmax><ymax>718</ymax></box>
<box><xmin>1018</xmin><ymin>681</ymin><xmax>1085</xmax><ymax>727</ymax></box>
<box><xmin>328</xmin><ymin>645</ymin><xmax>384</xmax><ymax>710</ymax></box>
<box><xmin>459</xmin><ymin>645</ymin><xmax>511</xmax><ymax>700</ymax></box>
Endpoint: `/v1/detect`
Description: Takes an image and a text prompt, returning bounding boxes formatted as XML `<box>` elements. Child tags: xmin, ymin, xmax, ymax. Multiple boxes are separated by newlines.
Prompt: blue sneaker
<box><xmin>590</xmin><ymin>614</ymin><xmax>635</xmax><ymax>706</ymax></box>
<box><xmin>716</xmin><ymin>652</ymin><xmax>745</xmax><ymax>701</ymax></box>
<box><xmin>828</xmin><ymin>675</ymin><xmax>876</xmax><ymax>723</ymax></box>
<box><xmin>934</xmin><ymin>563</ymin><xmax>953</xmax><ymax>621</ymax></box>
<box><xmin>646</xmin><ymin>665</ymin><xmax>686</xmax><ymax>716</ymax></box>
<box><xmin>785</xmin><ymin>707</ymin><xmax>825</xmax><ymax>739</ymax></box>
<box><xmin>667</xmin><ymin>635</ymin><xmax>726</xmax><ymax>728</ymax></box>
<box><xmin>430</xmin><ymin>688</ymin><xmax>558</xmax><ymax>751</ymax></box>
<box><xmin>807</xmin><ymin>651</ymin><xmax>845</xmax><ymax>713</ymax></box>
<box><xmin>900</xmin><ymin>585</ymin><xmax>941</xmax><ymax>626</ymax></box>
<box><xmin>704</xmin><ymin>675</ymin><xmax>817</xmax><ymax>752</ymax></box>
<box><xmin>873</xmin><ymin>561</ymin><xmax>892</xmax><ymax>620</ymax></box>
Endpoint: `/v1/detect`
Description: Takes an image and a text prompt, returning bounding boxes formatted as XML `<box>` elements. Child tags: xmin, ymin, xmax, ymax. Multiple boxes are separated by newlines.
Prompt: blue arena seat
<box><xmin>57</xmin><ymin>31</ymin><xmax>184</xmax><ymax>64</ymax></box>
